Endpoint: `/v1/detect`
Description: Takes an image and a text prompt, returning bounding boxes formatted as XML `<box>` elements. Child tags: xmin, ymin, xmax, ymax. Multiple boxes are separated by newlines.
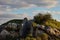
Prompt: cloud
<box><xmin>0</xmin><ymin>13</ymin><xmax>32</xmax><ymax>24</ymax></box>
<box><xmin>0</xmin><ymin>0</ymin><xmax>59</xmax><ymax>24</ymax></box>
<box><xmin>0</xmin><ymin>0</ymin><xmax>58</xmax><ymax>16</ymax></box>
<box><xmin>32</xmin><ymin>10</ymin><xmax>60</xmax><ymax>16</ymax></box>
<box><xmin>0</xmin><ymin>18</ymin><xmax>11</xmax><ymax>25</ymax></box>
<box><xmin>22</xmin><ymin>0</ymin><xmax>58</xmax><ymax>8</ymax></box>
<box><xmin>0</xmin><ymin>0</ymin><xmax>58</xmax><ymax>10</ymax></box>
<box><xmin>0</xmin><ymin>13</ymin><xmax>31</xmax><ymax>19</ymax></box>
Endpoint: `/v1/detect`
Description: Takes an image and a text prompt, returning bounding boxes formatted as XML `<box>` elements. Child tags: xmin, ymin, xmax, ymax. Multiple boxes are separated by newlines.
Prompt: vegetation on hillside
<box><xmin>34</xmin><ymin>13</ymin><xmax>60</xmax><ymax>29</ymax></box>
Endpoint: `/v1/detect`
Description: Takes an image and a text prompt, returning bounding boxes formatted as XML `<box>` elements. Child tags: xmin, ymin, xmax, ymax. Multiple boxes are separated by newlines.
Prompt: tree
<box><xmin>34</xmin><ymin>13</ymin><xmax>43</xmax><ymax>24</ymax></box>
<box><xmin>43</xmin><ymin>13</ymin><xmax>51</xmax><ymax>21</ymax></box>
<box><xmin>34</xmin><ymin>13</ymin><xmax>51</xmax><ymax>24</ymax></box>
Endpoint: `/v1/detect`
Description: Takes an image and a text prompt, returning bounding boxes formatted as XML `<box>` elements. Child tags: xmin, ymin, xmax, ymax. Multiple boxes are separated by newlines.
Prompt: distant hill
<box><xmin>1</xmin><ymin>19</ymin><xmax>23</xmax><ymax>25</ymax></box>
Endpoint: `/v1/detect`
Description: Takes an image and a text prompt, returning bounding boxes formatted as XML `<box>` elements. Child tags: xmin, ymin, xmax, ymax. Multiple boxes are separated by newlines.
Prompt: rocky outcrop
<box><xmin>37</xmin><ymin>25</ymin><xmax>60</xmax><ymax>39</ymax></box>
<box><xmin>0</xmin><ymin>19</ymin><xmax>60</xmax><ymax>40</ymax></box>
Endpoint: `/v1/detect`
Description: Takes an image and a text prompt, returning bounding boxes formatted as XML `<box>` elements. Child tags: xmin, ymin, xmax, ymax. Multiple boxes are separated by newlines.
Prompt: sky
<box><xmin>0</xmin><ymin>0</ymin><xmax>60</xmax><ymax>24</ymax></box>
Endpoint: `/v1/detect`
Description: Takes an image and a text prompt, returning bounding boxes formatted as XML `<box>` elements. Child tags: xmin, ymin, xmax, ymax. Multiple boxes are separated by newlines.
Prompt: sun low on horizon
<box><xmin>0</xmin><ymin>0</ymin><xmax>60</xmax><ymax>24</ymax></box>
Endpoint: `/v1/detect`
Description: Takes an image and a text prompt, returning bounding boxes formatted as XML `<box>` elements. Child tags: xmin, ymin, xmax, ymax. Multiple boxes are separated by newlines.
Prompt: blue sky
<box><xmin>0</xmin><ymin>0</ymin><xmax>60</xmax><ymax>24</ymax></box>
<box><xmin>12</xmin><ymin>7</ymin><xmax>60</xmax><ymax>21</ymax></box>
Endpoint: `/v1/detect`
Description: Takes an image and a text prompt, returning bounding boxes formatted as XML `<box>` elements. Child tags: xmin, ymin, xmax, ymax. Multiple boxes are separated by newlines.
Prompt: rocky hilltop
<box><xmin>0</xmin><ymin>19</ymin><xmax>60</xmax><ymax>40</ymax></box>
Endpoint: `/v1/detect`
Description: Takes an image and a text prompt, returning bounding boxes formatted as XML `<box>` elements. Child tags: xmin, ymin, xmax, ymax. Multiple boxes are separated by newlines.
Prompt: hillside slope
<box><xmin>0</xmin><ymin>19</ymin><xmax>60</xmax><ymax>40</ymax></box>
<box><xmin>45</xmin><ymin>19</ymin><xmax>60</xmax><ymax>30</ymax></box>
